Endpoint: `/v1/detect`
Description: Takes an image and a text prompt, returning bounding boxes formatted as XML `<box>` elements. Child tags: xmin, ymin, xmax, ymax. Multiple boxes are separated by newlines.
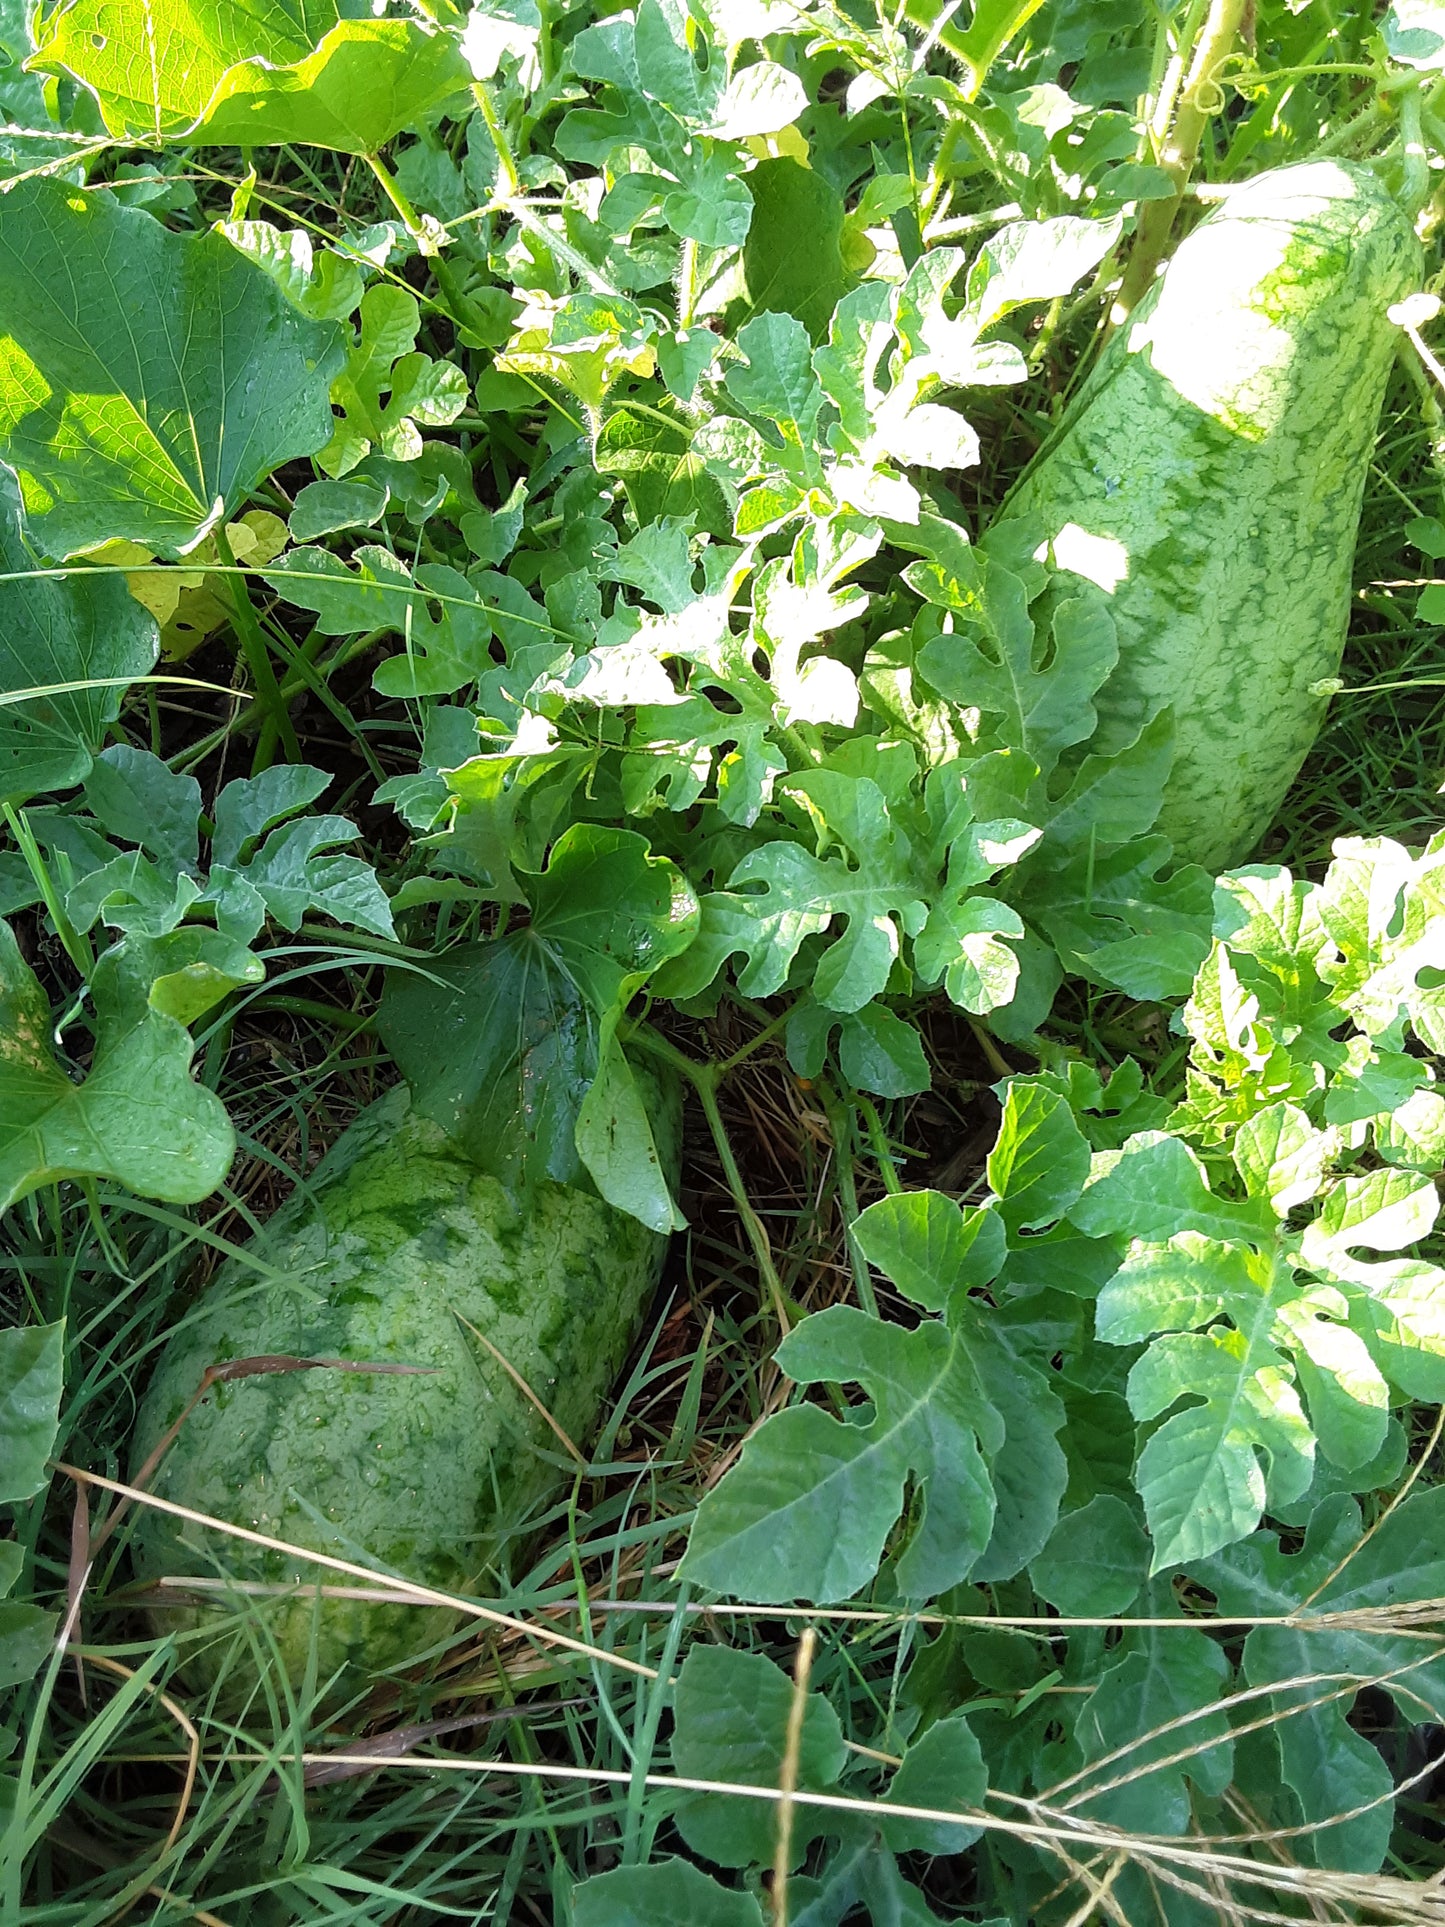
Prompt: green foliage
<box><xmin>380</xmin><ymin>824</ymin><xmax>696</xmax><ymax>1224</ymax></box>
<box><xmin>32</xmin><ymin>0</ymin><xmax>469</xmax><ymax>149</ymax></box>
<box><xmin>0</xmin><ymin>490</ymin><xmax>158</xmax><ymax>805</ymax></box>
<box><xmin>0</xmin><ymin>922</ymin><xmax>234</xmax><ymax>1209</ymax></box>
<box><xmin>1</xmin><ymin>0</ymin><xmax>1443</xmax><ymax>1915</ymax></box>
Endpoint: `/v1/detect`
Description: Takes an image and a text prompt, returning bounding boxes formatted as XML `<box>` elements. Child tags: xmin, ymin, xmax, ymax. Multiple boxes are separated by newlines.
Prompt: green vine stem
<box><xmin>212</xmin><ymin>523</ymin><xmax>300</xmax><ymax>770</ymax></box>
<box><xmin>625</xmin><ymin>1024</ymin><xmax>792</xmax><ymax>1334</ymax></box>
<box><xmin>364</xmin><ymin>151</ymin><xmax>483</xmax><ymax>335</ymax></box>
<box><xmin>471</xmin><ymin>78</ymin><xmax>521</xmax><ymax>199</ymax></box>
<box><xmin>1399</xmin><ymin>83</ymin><xmax>1430</xmax><ymax>216</ymax></box>
<box><xmin>819</xmin><ymin>1081</ymin><xmax>880</xmax><ymax>1318</ymax></box>
<box><xmin>675</xmin><ymin>236</ymin><xmax>700</xmax><ymax>330</ymax></box>
<box><xmin>856</xmin><ymin>1094</ymin><xmax>903</xmax><ymax>1196</ymax></box>
<box><xmin>3</xmin><ymin>803</ymin><xmax>93</xmax><ymax>978</ymax></box>
<box><xmin>1112</xmin><ymin>0</ymin><xmax>1250</xmax><ymax>321</ymax></box>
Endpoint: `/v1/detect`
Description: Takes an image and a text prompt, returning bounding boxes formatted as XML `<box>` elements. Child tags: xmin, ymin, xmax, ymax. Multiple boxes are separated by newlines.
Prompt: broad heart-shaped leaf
<box><xmin>670</xmin><ymin>1644</ymin><xmax>847</xmax><ymax>1868</ymax></box>
<box><xmin>46</xmin><ymin>9</ymin><xmax>475</xmax><ymax>152</ymax></box>
<box><xmin>173</xmin><ymin>19</ymin><xmax>468</xmax><ymax>152</ymax></box>
<box><xmin>0</xmin><ymin>1587</ymin><xmax>57</xmax><ymax>1692</ymax></box>
<box><xmin>574</xmin><ymin>1863</ymin><xmax>765</xmax><ymax>1927</ymax></box>
<box><xmin>0</xmin><ymin>924</ymin><xmax>234</xmax><ymax>1211</ymax></box>
<box><xmin>742</xmin><ymin>157</ymin><xmax>854</xmax><ymax>341</ymax></box>
<box><xmin>29</xmin><ymin>0</ymin><xmax>337</xmax><ymax>137</ymax></box>
<box><xmin>380</xmin><ymin>826</ymin><xmax>696</xmax><ymax>1227</ymax></box>
<box><xmin>0</xmin><ymin>180</ymin><xmax>344</xmax><ymax>557</ymax></box>
<box><xmin>678</xmin><ymin>1302</ymin><xmax>1000</xmax><ymax>1603</ymax></box>
<box><xmin>379</xmin><ymin>936</ymin><xmax>596</xmax><ymax>1195</ymax></box>
<box><xmin>0</xmin><ymin>490</ymin><xmax>158</xmax><ymax>806</ymax></box>
<box><xmin>0</xmin><ymin>1319</ymin><xmax>63</xmax><ymax>1503</ymax></box>
<box><xmin>1200</xmin><ymin>1490</ymin><xmax>1445</xmax><ymax>1872</ymax></box>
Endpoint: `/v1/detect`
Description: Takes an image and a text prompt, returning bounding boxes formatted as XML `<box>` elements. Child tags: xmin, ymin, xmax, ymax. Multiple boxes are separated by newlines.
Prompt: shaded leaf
<box><xmin>0</xmin><ymin>1319</ymin><xmax>63</xmax><ymax>1504</ymax></box>
<box><xmin>671</xmin><ymin>1644</ymin><xmax>846</xmax><ymax>1867</ymax></box>
<box><xmin>575</xmin><ymin>1862</ymin><xmax>765</xmax><ymax>1927</ymax></box>
<box><xmin>679</xmin><ymin>1302</ymin><xmax>998</xmax><ymax>1603</ymax></box>
<box><xmin>1029</xmin><ymin>1494</ymin><xmax>1150</xmax><ymax>1616</ymax></box>
<box><xmin>380</xmin><ymin>826</ymin><xmax>695</xmax><ymax>1224</ymax></box>
<box><xmin>743</xmin><ymin>158</ymin><xmax>853</xmax><ymax>340</ymax></box>
<box><xmin>1202</xmin><ymin>1489</ymin><xmax>1445</xmax><ymax>1871</ymax></box>
<box><xmin>0</xmin><ymin>927</ymin><xmax>235</xmax><ymax>1210</ymax></box>
<box><xmin>0</xmin><ymin>490</ymin><xmax>157</xmax><ymax>805</ymax></box>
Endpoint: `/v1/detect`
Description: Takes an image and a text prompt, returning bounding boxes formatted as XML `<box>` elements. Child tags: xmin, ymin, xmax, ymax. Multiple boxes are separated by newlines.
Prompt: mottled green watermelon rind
<box><xmin>996</xmin><ymin>160</ymin><xmax>1423</xmax><ymax>873</ymax></box>
<box><xmin>129</xmin><ymin>1076</ymin><xmax>679</xmax><ymax>1691</ymax></box>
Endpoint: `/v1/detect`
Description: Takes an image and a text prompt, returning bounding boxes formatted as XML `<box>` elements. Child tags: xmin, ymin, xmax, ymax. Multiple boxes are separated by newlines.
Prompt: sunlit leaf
<box><xmin>0</xmin><ymin>180</ymin><xmax>343</xmax><ymax>556</ymax></box>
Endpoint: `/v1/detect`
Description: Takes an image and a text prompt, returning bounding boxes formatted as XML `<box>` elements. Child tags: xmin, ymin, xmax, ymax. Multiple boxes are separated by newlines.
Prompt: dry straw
<box><xmin>59</xmin><ymin>1462</ymin><xmax>1445</xmax><ymax>1925</ymax></box>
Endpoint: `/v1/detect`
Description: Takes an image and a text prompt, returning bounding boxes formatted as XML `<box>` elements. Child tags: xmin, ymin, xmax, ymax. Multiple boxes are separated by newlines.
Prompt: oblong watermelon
<box><xmin>995</xmin><ymin>160</ymin><xmax>1422</xmax><ymax>872</ymax></box>
<box><xmin>129</xmin><ymin>1077</ymin><xmax>679</xmax><ymax>1691</ymax></box>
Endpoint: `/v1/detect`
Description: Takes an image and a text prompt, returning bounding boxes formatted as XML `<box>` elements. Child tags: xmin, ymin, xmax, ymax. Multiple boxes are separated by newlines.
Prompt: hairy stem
<box><xmin>1112</xmin><ymin>0</ymin><xmax>1250</xmax><ymax>321</ymax></box>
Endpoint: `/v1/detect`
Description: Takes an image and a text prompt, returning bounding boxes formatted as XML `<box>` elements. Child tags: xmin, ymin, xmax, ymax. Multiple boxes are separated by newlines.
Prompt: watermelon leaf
<box><xmin>574</xmin><ymin>1862</ymin><xmax>765</xmax><ymax>1927</ymax></box>
<box><xmin>1200</xmin><ymin>1489</ymin><xmax>1445</xmax><ymax>1868</ymax></box>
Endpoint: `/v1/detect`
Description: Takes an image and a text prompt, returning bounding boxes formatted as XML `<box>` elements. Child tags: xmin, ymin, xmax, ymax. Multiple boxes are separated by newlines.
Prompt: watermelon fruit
<box><xmin>994</xmin><ymin>160</ymin><xmax>1422</xmax><ymax>872</ymax></box>
<box><xmin>129</xmin><ymin>1074</ymin><xmax>680</xmax><ymax>1692</ymax></box>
